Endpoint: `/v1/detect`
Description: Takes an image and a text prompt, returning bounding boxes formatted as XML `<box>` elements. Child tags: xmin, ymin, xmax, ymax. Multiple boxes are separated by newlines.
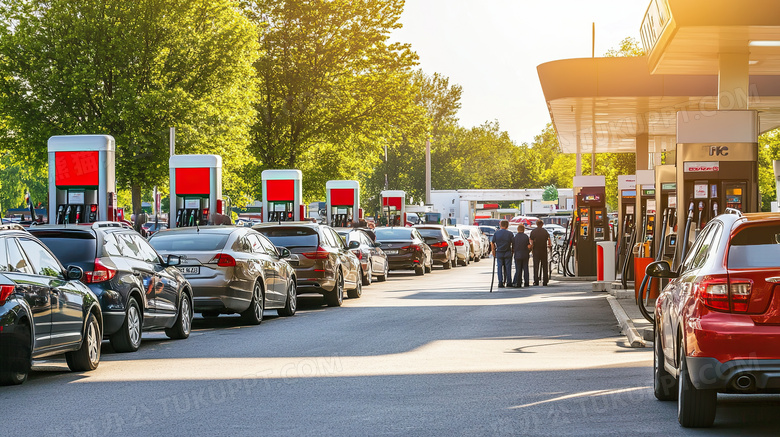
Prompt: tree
<box><xmin>0</xmin><ymin>0</ymin><xmax>259</xmax><ymax>215</ymax></box>
<box><xmin>604</xmin><ymin>37</ymin><xmax>646</xmax><ymax>57</ymax></box>
<box><xmin>758</xmin><ymin>129</ymin><xmax>780</xmax><ymax>211</ymax></box>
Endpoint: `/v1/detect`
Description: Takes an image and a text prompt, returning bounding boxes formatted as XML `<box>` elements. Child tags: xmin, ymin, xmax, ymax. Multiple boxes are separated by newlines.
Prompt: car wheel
<box><xmin>415</xmin><ymin>265</ymin><xmax>424</xmax><ymax>276</ymax></box>
<box><xmin>348</xmin><ymin>276</ymin><xmax>362</xmax><ymax>298</ymax></box>
<box><xmin>325</xmin><ymin>272</ymin><xmax>344</xmax><ymax>307</ymax></box>
<box><xmin>362</xmin><ymin>264</ymin><xmax>372</xmax><ymax>286</ymax></box>
<box><xmin>0</xmin><ymin>322</ymin><xmax>31</xmax><ymax>386</ymax></box>
<box><xmin>443</xmin><ymin>256</ymin><xmax>452</xmax><ymax>269</ymax></box>
<box><xmin>241</xmin><ymin>282</ymin><xmax>264</xmax><ymax>325</ymax></box>
<box><xmin>165</xmin><ymin>293</ymin><xmax>192</xmax><ymax>339</ymax></box>
<box><xmin>110</xmin><ymin>297</ymin><xmax>142</xmax><ymax>353</ymax></box>
<box><xmin>424</xmin><ymin>259</ymin><xmax>432</xmax><ymax>273</ymax></box>
<box><xmin>677</xmin><ymin>340</ymin><xmax>717</xmax><ymax>427</ymax></box>
<box><xmin>376</xmin><ymin>260</ymin><xmax>388</xmax><ymax>282</ymax></box>
<box><xmin>66</xmin><ymin>313</ymin><xmax>101</xmax><ymax>372</ymax></box>
<box><xmin>654</xmin><ymin>325</ymin><xmax>677</xmax><ymax>401</ymax></box>
<box><xmin>475</xmin><ymin>253</ymin><xmax>481</xmax><ymax>262</ymax></box>
<box><xmin>278</xmin><ymin>280</ymin><xmax>297</xmax><ymax>317</ymax></box>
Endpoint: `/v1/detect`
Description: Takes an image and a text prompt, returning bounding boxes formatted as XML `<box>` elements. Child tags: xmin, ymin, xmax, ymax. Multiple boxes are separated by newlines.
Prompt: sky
<box><xmin>392</xmin><ymin>0</ymin><xmax>650</xmax><ymax>145</ymax></box>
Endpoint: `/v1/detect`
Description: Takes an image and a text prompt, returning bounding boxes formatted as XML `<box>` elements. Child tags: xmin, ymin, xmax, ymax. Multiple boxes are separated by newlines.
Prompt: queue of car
<box><xmin>0</xmin><ymin>219</ymin><xmax>487</xmax><ymax>386</ymax></box>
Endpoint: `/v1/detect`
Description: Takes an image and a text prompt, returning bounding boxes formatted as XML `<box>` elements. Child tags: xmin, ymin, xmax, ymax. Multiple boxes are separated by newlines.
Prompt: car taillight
<box><xmin>210</xmin><ymin>253</ymin><xmax>236</xmax><ymax>267</ymax></box>
<box><xmin>696</xmin><ymin>276</ymin><xmax>752</xmax><ymax>313</ymax></box>
<box><xmin>402</xmin><ymin>245</ymin><xmax>422</xmax><ymax>252</ymax></box>
<box><xmin>302</xmin><ymin>246</ymin><xmax>329</xmax><ymax>259</ymax></box>
<box><xmin>0</xmin><ymin>285</ymin><xmax>14</xmax><ymax>305</ymax></box>
<box><xmin>85</xmin><ymin>258</ymin><xmax>117</xmax><ymax>283</ymax></box>
<box><xmin>352</xmin><ymin>250</ymin><xmax>363</xmax><ymax>259</ymax></box>
<box><xmin>454</xmin><ymin>240</ymin><xmax>464</xmax><ymax>246</ymax></box>
<box><xmin>430</xmin><ymin>241</ymin><xmax>448</xmax><ymax>248</ymax></box>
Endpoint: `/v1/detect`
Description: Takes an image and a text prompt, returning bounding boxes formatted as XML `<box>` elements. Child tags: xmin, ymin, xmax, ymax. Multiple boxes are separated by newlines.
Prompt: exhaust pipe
<box><xmin>734</xmin><ymin>374</ymin><xmax>756</xmax><ymax>391</ymax></box>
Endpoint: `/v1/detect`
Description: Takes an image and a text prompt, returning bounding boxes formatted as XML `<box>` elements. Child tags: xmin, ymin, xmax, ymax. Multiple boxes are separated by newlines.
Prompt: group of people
<box><xmin>490</xmin><ymin>219</ymin><xmax>551</xmax><ymax>288</ymax></box>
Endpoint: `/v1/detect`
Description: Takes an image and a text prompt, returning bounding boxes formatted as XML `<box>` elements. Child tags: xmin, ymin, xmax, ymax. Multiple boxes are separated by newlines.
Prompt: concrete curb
<box><xmin>606</xmin><ymin>296</ymin><xmax>646</xmax><ymax>348</ymax></box>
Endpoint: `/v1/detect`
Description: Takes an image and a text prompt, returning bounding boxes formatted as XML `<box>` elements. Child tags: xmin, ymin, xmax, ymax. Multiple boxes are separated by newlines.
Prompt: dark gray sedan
<box><xmin>149</xmin><ymin>227</ymin><xmax>297</xmax><ymax>324</ymax></box>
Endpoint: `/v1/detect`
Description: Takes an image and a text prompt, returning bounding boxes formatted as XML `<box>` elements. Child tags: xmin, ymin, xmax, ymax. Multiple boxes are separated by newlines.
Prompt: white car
<box><xmin>445</xmin><ymin>226</ymin><xmax>471</xmax><ymax>266</ymax></box>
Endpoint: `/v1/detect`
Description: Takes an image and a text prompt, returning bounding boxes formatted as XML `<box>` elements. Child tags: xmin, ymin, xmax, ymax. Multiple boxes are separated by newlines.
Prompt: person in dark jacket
<box><xmin>491</xmin><ymin>220</ymin><xmax>514</xmax><ymax>288</ymax></box>
<box><xmin>512</xmin><ymin>224</ymin><xmax>531</xmax><ymax>288</ymax></box>
<box><xmin>529</xmin><ymin>219</ymin><xmax>552</xmax><ymax>286</ymax></box>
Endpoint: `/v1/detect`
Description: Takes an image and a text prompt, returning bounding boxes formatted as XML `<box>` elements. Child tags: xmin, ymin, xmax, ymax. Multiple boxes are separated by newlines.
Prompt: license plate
<box><xmin>177</xmin><ymin>266</ymin><xmax>200</xmax><ymax>275</ymax></box>
<box><xmin>385</xmin><ymin>250</ymin><xmax>398</xmax><ymax>255</ymax></box>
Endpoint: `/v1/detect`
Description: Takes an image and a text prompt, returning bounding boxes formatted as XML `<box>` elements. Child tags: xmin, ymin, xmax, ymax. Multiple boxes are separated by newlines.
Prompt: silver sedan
<box><xmin>149</xmin><ymin>226</ymin><xmax>297</xmax><ymax>324</ymax></box>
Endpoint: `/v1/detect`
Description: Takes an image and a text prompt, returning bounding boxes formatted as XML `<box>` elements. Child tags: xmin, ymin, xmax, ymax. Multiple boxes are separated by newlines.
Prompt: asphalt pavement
<box><xmin>3</xmin><ymin>259</ymin><xmax>780</xmax><ymax>436</ymax></box>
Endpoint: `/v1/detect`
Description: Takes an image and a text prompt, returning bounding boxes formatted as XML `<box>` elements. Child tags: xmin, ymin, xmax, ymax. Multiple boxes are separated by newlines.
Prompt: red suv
<box><xmin>648</xmin><ymin>212</ymin><xmax>780</xmax><ymax>428</ymax></box>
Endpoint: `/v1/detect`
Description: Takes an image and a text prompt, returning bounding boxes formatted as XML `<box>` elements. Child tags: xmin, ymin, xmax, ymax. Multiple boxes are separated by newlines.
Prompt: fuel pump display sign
<box><xmin>55</xmin><ymin>151</ymin><xmax>100</xmax><ymax>187</ymax></box>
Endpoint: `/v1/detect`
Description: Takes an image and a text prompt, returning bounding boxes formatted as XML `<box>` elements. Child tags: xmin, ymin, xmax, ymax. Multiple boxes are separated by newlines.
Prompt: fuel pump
<box><xmin>47</xmin><ymin>135</ymin><xmax>117</xmax><ymax>225</ymax></box>
<box><xmin>573</xmin><ymin>185</ymin><xmax>609</xmax><ymax>277</ymax></box>
<box><xmin>635</xmin><ymin>187</ymin><xmax>656</xmax><ymax>259</ymax></box>
<box><xmin>380</xmin><ymin>190</ymin><xmax>406</xmax><ymax>227</ymax></box>
<box><xmin>268</xmin><ymin>201</ymin><xmax>295</xmax><ymax>222</ymax></box>
<box><xmin>262</xmin><ymin>169</ymin><xmax>303</xmax><ymax>223</ymax></box>
<box><xmin>655</xmin><ymin>166</ymin><xmax>678</xmax><ymax>263</ymax></box>
<box><xmin>169</xmin><ymin>155</ymin><xmax>223</xmax><ymax>228</ymax></box>
<box><xmin>326</xmin><ymin>180</ymin><xmax>360</xmax><ymax>228</ymax></box>
<box><xmin>616</xmin><ymin>189</ymin><xmax>636</xmax><ymax>282</ymax></box>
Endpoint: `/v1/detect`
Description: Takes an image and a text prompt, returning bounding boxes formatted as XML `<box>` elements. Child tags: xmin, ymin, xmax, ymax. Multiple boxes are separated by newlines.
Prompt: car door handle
<box><xmin>766</xmin><ymin>277</ymin><xmax>780</xmax><ymax>283</ymax></box>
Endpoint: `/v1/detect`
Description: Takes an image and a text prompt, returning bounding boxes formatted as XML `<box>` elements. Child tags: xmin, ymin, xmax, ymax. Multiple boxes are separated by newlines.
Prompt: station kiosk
<box><xmin>48</xmin><ymin>135</ymin><xmax>118</xmax><ymax>225</ymax></box>
<box><xmin>169</xmin><ymin>155</ymin><xmax>223</xmax><ymax>228</ymax></box>
<box><xmin>573</xmin><ymin>176</ymin><xmax>609</xmax><ymax>277</ymax></box>
<box><xmin>675</xmin><ymin>111</ymin><xmax>759</xmax><ymax>266</ymax></box>
<box><xmin>326</xmin><ymin>180</ymin><xmax>361</xmax><ymax>227</ymax></box>
<box><xmin>262</xmin><ymin>169</ymin><xmax>304</xmax><ymax>222</ymax></box>
<box><xmin>380</xmin><ymin>190</ymin><xmax>406</xmax><ymax>226</ymax></box>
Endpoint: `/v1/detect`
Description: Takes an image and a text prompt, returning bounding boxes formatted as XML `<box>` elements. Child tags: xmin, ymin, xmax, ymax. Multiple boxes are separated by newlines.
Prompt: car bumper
<box><xmin>686</xmin><ymin>356</ymin><xmax>780</xmax><ymax>393</ymax></box>
<box><xmin>430</xmin><ymin>251</ymin><xmax>450</xmax><ymax>265</ymax></box>
<box><xmin>186</xmin><ymin>277</ymin><xmax>253</xmax><ymax>313</ymax></box>
<box><xmin>102</xmin><ymin>311</ymin><xmax>126</xmax><ymax>336</ymax></box>
<box><xmin>387</xmin><ymin>253</ymin><xmax>423</xmax><ymax>270</ymax></box>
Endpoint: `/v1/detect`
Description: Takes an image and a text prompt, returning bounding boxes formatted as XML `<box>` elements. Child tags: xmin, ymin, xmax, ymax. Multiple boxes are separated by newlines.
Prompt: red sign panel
<box><xmin>55</xmin><ymin>151</ymin><xmax>100</xmax><ymax>187</ymax></box>
<box><xmin>266</xmin><ymin>179</ymin><xmax>295</xmax><ymax>201</ymax></box>
<box><xmin>382</xmin><ymin>197</ymin><xmax>403</xmax><ymax>210</ymax></box>
<box><xmin>330</xmin><ymin>188</ymin><xmax>355</xmax><ymax>206</ymax></box>
<box><xmin>175</xmin><ymin>168</ymin><xmax>211</xmax><ymax>195</ymax></box>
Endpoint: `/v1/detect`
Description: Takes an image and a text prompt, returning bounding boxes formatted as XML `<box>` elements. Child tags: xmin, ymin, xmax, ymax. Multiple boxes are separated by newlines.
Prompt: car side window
<box><xmin>102</xmin><ymin>233</ymin><xmax>124</xmax><ymax>257</ymax></box>
<box><xmin>326</xmin><ymin>229</ymin><xmax>342</xmax><ymax>248</ymax></box>
<box><xmin>684</xmin><ymin>224</ymin><xmax>718</xmax><ymax>272</ymax></box>
<box><xmin>235</xmin><ymin>236</ymin><xmax>251</xmax><ymax>253</ymax></box>
<box><xmin>322</xmin><ymin>229</ymin><xmax>337</xmax><ymax>248</ymax></box>
<box><xmin>244</xmin><ymin>234</ymin><xmax>263</xmax><ymax>253</ymax></box>
<box><xmin>0</xmin><ymin>238</ymin><xmax>7</xmax><ymax>272</ymax></box>
<box><xmin>132</xmin><ymin>235</ymin><xmax>162</xmax><ymax>264</ymax></box>
<box><xmin>7</xmin><ymin>238</ymin><xmax>33</xmax><ymax>274</ymax></box>
<box><xmin>17</xmin><ymin>238</ymin><xmax>63</xmax><ymax>278</ymax></box>
<box><xmin>256</xmin><ymin>234</ymin><xmax>280</xmax><ymax>256</ymax></box>
<box><xmin>116</xmin><ymin>233</ymin><xmax>142</xmax><ymax>259</ymax></box>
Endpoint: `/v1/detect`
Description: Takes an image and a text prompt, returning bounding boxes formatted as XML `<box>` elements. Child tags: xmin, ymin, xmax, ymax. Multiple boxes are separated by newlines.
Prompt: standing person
<box><xmin>512</xmin><ymin>224</ymin><xmax>531</xmax><ymax>288</ymax></box>
<box><xmin>491</xmin><ymin>220</ymin><xmax>514</xmax><ymax>288</ymax></box>
<box><xmin>529</xmin><ymin>219</ymin><xmax>552</xmax><ymax>286</ymax></box>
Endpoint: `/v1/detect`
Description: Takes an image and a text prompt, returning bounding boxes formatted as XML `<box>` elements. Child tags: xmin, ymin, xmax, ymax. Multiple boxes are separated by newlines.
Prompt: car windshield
<box><xmin>256</xmin><ymin>227</ymin><xmax>319</xmax><ymax>248</ymax></box>
<box><xmin>149</xmin><ymin>233</ymin><xmax>230</xmax><ymax>252</ymax></box>
<box><xmin>728</xmin><ymin>224</ymin><xmax>780</xmax><ymax>268</ymax></box>
<box><xmin>375</xmin><ymin>228</ymin><xmax>412</xmax><ymax>240</ymax></box>
<box><xmin>32</xmin><ymin>233</ymin><xmax>97</xmax><ymax>265</ymax></box>
<box><xmin>445</xmin><ymin>228</ymin><xmax>460</xmax><ymax>237</ymax></box>
<box><xmin>415</xmin><ymin>228</ymin><xmax>443</xmax><ymax>238</ymax></box>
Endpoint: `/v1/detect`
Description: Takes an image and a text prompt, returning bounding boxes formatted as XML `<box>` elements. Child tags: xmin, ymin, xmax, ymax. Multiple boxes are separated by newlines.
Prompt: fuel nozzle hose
<box><xmin>637</xmin><ymin>208</ymin><xmax>671</xmax><ymax>324</ymax></box>
<box><xmin>621</xmin><ymin>223</ymin><xmax>636</xmax><ymax>290</ymax></box>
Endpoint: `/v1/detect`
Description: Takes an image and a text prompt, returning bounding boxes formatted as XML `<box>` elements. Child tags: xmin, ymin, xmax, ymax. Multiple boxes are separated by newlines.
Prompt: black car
<box><xmin>374</xmin><ymin>227</ymin><xmax>433</xmax><ymax>276</ymax></box>
<box><xmin>414</xmin><ymin>225</ymin><xmax>456</xmax><ymax>269</ymax></box>
<box><xmin>29</xmin><ymin>222</ymin><xmax>192</xmax><ymax>353</ymax></box>
<box><xmin>0</xmin><ymin>224</ymin><xmax>102</xmax><ymax>385</ymax></box>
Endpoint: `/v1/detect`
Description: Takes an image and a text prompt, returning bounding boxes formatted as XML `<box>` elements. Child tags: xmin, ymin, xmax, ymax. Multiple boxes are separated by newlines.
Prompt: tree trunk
<box><xmin>131</xmin><ymin>183</ymin><xmax>142</xmax><ymax>221</ymax></box>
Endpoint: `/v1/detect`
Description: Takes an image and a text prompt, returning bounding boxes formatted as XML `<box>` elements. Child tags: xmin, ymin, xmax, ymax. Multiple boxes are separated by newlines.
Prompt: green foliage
<box><xmin>758</xmin><ymin>129</ymin><xmax>780</xmax><ymax>211</ymax></box>
<box><xmin>0</xmin><ymin>0</ymin><xmax>260</xmax><ymax>212</ymax></box>
<box><xmin>604</xmin><ymin>37</ymin><xmax>646</xmax><ymax>57</ymax></box>
<box><xmin>542</xmin><ymin>185</ymin><xmax>558</xmax><ymax>201</ymax></box>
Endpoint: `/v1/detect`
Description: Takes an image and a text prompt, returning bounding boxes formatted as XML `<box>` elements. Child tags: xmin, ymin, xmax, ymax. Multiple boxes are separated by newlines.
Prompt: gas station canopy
<box><xmin>537</xmin><ymin>57</ymin><xmax>780</xmax><ymax>154</ymax></box>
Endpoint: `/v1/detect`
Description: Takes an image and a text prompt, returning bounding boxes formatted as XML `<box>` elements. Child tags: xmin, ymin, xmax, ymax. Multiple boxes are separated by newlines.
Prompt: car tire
<box><xmin>376</xmin><ymin>261</ymin><xmax>388</xmax><ymax>282</ymax></box>
<box><xmin>325</xmin><ymin>272</ymin><xmax>344</xmax><ymax>307</ymax></box>
<box><xmin>110</xmin><ymin>297</ymin><xmax>142</xmax><ymax>353</ymax></box>
<box><xmin>0</xmin><ymin>322</ymin><xmax>31</xmax><ymax>386</ymax></box>
<box><xmin>677</xmin><ymin>340</ymin><xmax>717</xmax><ymax>428</ymax></box>
<box><xmin>65</xmin><ymin>312</ymin><xmax>101</xmax><ymax>372</ymax></box>
<box><xmin>241</xmin><ymin>282</ymin><xmax>264</xmax><ymax>325</ymax></box>
<box><xmin>165</xmin><ymin>293</ymin><xmax>192</xmax><ymax>339</ymax></box>
<box><xmin>424</xmin><ymin>260</ymin><xmax>432</xmax><ymax>273</ymax></box>
<box><xmin>348</xmin><ymin>277</ymin><xmax>362</xmax><ymax>299</ymax></box>
<box><xmin>654</xmin><ymin>326</ymin><xmax>677</xmax><ymax>401</ymax></box>
<box><xmin>362</xmin><ymin>265</ymin><xmax>372</xmax><ymax>286</ymax></box>
<box><xmin>443</xmin><ymin>256</ymin><xmax>452</xmax><ymax>269</ymax></box>
<box><xmin>415</xmin><ymin>265</ymin><xmax>424</xmax><ymax>276</ymax></box>
<box><xmin>278</xmin><ymin>280</ymin><xmax>297</xmax><ymax>317</ymax></box>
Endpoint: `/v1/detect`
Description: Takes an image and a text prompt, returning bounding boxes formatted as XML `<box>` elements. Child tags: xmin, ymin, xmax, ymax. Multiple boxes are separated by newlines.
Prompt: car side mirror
<box><xmin>278</xmin><ymin>247</ymin><xmax>291</xmax><ymax>258</ymax></box>
<box><xmin>348</xmin><ymin>240</ymin><xmax>360</xmax><ymax>249</ymax></box>
<box><xmin>166</xmin><ymin>254</ymin><xmax>182</xmax><ymax>267</ymax></box>
<box><xmin>66</xmin><ymin>265</ymin><xmax>84</xmax><ymax>281</ymax></box>
<box><xmin>645</xmin><ymin>260</ymin><xmax>678</xmax><ymax>279</ymax></box>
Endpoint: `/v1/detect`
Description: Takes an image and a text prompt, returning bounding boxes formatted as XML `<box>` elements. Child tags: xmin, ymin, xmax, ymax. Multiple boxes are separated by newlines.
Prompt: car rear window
<box><xmin>415</xmin><ymin>228</ymin><xmax>443</xmax><ymax>239</ymax></box>
<box><xmin>728</xmin><ymin>224</ymin><xmax>780</xmax><ymax>268</ymax></box>
<box><xmin>33</xmin><ymin>233</ymin><xmax>97</xmax><ymax>265</ymax></box>
<box><xmin>375</xmin><ymin>228</ymin><xmax>412</xmax><ymax>240</ymax></box>
<box><xmin>256</xmin><ymin>227</ymin><xmax>319</xmax><ymax>248</ymax></box>
<box><xmin>149</xmin><ymin>233</ymin><xmax>230</xmax><ymax>252</ymax></box>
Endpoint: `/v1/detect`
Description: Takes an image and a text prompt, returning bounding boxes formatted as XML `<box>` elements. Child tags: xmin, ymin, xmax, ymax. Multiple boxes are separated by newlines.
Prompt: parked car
<box><xmin>479</xmin><ymin>225</ymin><xmax>498</xmax><ymax>240</ymax></box>
<box><xmin>141</xmin><ymin>221</ymin><xmax>168</xmax><ymax>237</ymax></box>
<box><xmin>414</xmin><ymin>225</ymin><xmax>456</xmax><ymax>269</ymax></box>
<box><xmin>149</xmin><ymin>226</ymin><xmax>297</xmax><ymax>323</ymax></box>
<box><xmin>457</xmin><ymin>225</ymin><xmax>483</xmax><ymax>262</ymax></box>
<box><xmin>29</xmin><ymin>222</ymin><xmax>193</xmax><ymax>353</ymax></box>
<box><xmin>648</xmin><ymin>212</ymin><xmax>780</xmax><ymax>428</ymax></box>
<box><xmin>0</xmin><ymin>224</ymin><xmax>102</xmax><ymax>385</ymax></box>
<box><xmin>374</xmin><ymin>227</ymin><xmax>433</xmax><ymax>276</ymax></box>
<box><xmin>475</xmin><ymin>218</ymin><xmax>501</xmax><ymax>227</ymax></box>
<box><xmin>254</xmin><ymin>222</ymin><xmax>361</xmax><ymax>307</ymax></box>
<box><xmin>445</xmin><ymin>226</ymin><xmax>471</xmax><ymax>266</ymax></box>
<box><xmin>335</xmin><ymin>228</ymin><xmax>389</xmax><ymax>284</ymax></box>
